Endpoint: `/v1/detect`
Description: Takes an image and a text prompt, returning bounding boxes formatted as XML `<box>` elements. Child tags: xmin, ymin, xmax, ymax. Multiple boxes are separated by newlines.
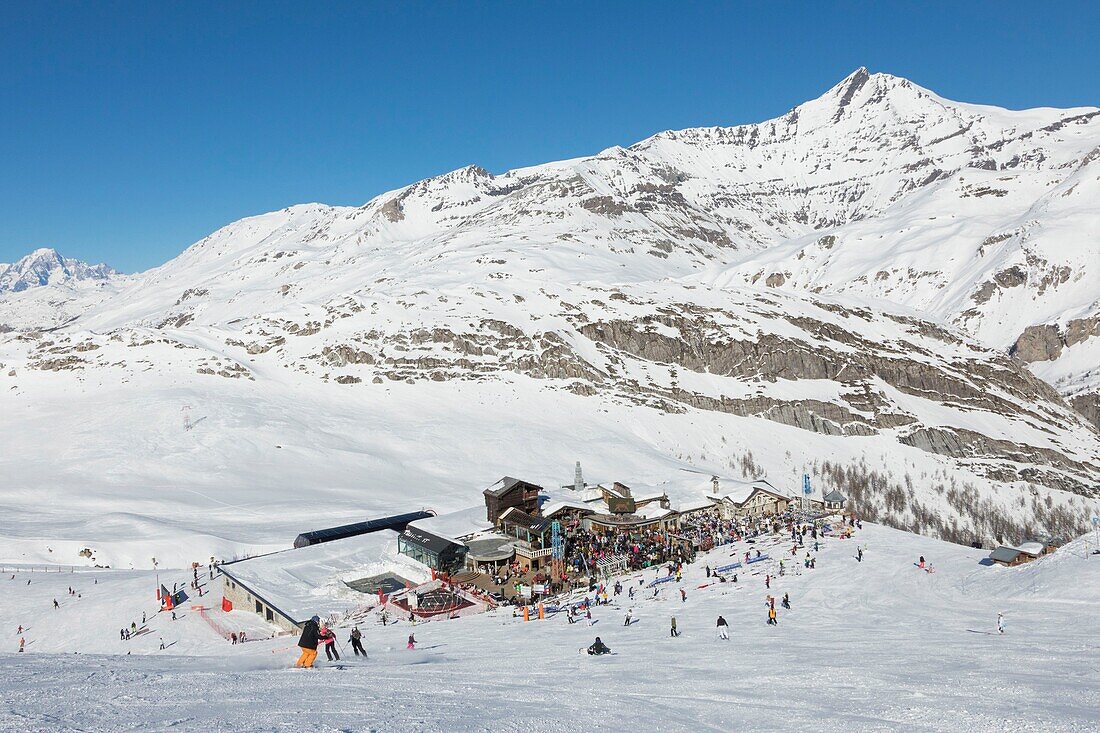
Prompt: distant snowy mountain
<box><xmin>0</xmin><ymin>248</ymin><xmax>116</xmax><ymax>293</ymax></box>
<box><xmin>0</xmin><ymin>248</ymin><xmax>124</xmax><ymax>331</ymax></box>
<box><xmin>1</xmin><ymin>68</ymin><xmax>1098</xmax><ymax>564</ymax></box>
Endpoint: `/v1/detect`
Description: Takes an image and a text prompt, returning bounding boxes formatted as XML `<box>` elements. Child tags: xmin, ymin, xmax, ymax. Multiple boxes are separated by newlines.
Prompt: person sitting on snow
<box><xmin>587</xmin><ymin>637</ymin><xmax>611</xmax><ymax>655</ymax></box>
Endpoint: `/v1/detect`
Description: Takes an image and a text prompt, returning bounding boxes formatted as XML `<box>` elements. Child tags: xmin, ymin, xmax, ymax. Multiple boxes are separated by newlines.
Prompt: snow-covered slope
<box><xmin>2</xmin><ymin>523</ymin><xmax>1098</xmax><ymax>731</ymax></box>
<box><xmin>2</xmin><ymin>69</ymin><xmax>1099</xmax><ymax>567</ymax></box>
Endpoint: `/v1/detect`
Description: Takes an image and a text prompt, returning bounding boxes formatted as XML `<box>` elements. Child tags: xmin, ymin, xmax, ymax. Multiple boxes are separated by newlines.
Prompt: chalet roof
<box><xmin>713</xmin><ymin>479</ymin><xmax>793</xmax><ymax>506</ymax></box>
<box><xmin>822</xmin><ymin>490</ymin><xmax>846</xmax><ymax>503</ymax></box>
<box><xmin>989</xmin><ymin>546</ymin><xmax>1022</xmax><ymax>563</ymax></box>
<box><xmin>676</xmin><ymin>497</ymin><xmax>716</xmax><ymax>513</ymax></box>
<box><xmin>484</xmin><ymin>476</ymin><xmax>528</xmax><ymax>498</ymax></box>
<box><xmin>542</xmin><ymin>499</ymin><xmax>597</xmax><ymax>518</ymax></box>
<box><xmin>499</xmin><ymin>506</ymin><xmax>552</xmax><ymax>534</ymax></box>
<box><xmin>1014</xmin><ymin>541</ymin><xmax>1045</xmax><ymax>556</ymax></box>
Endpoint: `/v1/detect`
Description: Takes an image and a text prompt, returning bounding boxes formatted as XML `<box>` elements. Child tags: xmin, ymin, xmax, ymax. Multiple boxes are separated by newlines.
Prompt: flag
<box><xmin>221</xmin><ymin>596</ymin><xmax>233</xmax><ymax>612</ymax></box>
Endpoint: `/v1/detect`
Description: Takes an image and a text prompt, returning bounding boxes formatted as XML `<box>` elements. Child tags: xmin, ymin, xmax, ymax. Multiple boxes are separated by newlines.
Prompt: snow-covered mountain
<box><xmin>0</xmin><ymin>248</ymin><xmax>124</xmax><ymax>331</ymax></box>
<box><xmin>1</xmin><ymin>69</ymin><xmax>1098</xmax><ymax>565</ymax></box>
<box><xmin>0</xmin><ymin>248</ymin><xmax>116</xmax><ymax>293</ymax></box>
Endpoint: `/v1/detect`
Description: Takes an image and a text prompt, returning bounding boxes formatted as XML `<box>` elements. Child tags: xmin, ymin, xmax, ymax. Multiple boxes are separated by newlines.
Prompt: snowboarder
<box><xmin>294</xmin><ymin>615</ymin><xmax>320</xmax><ymax>668</ymax></box>
<box><xmin>407</xmin><ymin>634</ymin><xmax>416</xmax><ymax>650</ymax></box>
<box><xmin>349</xmin><ymin>626</ymin><xmax>366</xmax><ymax>656</ymax></box>
<box><xmin>171</xmin><ymin>611</ymin><xmax>176</xmax><ymax>621</ymax></box>
<box><xmin>624</xmin><ymin>610</ymin><xmax>632</xmax><ymax>626</ymax></box>
<box><xmin>670</xmin><ymin>617</ymin><xmax>680</xmax><ymax>637</ymax></box>
<box><xmin>997</xmin><ymin>612</ymin><xmax>1005</xmax><ymax>635</ymax></box>
<box><xmin>319</xmin><ymin>625</ymin><xmax>340</xmax><ymax>661</ymax></box>
<box><xmin>716</xmin><ymin>616</ymin><xmax>729</xmax><ymax>640</ymax></box>
<box><xmin>782</xmin><ymin>592</ymin><xmax>791</xmax><ymax>610</ymax></box>
<box><xmin>53</xmin><ymin>599</ymin><xmax>58</xmax><ymax>609</ymax></box>
<box><xmin>680</xmin><ymin>588</ymin><xmax>687</xmax><ymax>603</ymax></box>
<box><xmin>587</xmin><ymin>636</ymin><xmax>611</xmax><ymax>655</ymax></box>
<box><xmin>918</xmin><ymin>555</ymin><xmax>926</xmax><ymax>569</ymax></box>
<box><xmin>18</xmin><ymin>637</ymin><xmax>25</xmax><ymax>652</ymax></box>
<box><xmin>857</xmin><ymin>547</ymin><xmax>864</xmax><ymax>562</ymax></box>
<box><xmin>705</xmin><ymin>565</ymin><xmax>711</xmax><ymax>578</ymax></box>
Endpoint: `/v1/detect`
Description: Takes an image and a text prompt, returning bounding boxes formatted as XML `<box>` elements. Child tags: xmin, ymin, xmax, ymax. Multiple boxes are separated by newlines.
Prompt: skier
<box><xmin>53</xmin><ymin>599</ymin><xmax>59</xmax><ymax>609</ymax></box>
<box><xmin>586</xmin><ymin>607</ymin><xmax>594</xmax><ymax>626</ymax></box>
<box><xmin>628</xmin><ymin>586</ymin><xmax>635</xmax><ymax>600</ymax></box>
<box><xmin>670</xmin><ymin>617</ymin><xmax>679</xmax><ymax>637</ymax></box>
<box><xmin>587</xmin><ymin>636</ymin><xmax>611</xmax><ymax>655</ymax></box>
<box><xmin>567</xmin><ymin>607</ymin><xmax>576</xmax><ymax>625</ymax></box>
<box><xmin>171</xmin><ymin>611</ymin><xmax>176</xmax><ymax>621</ymax></box>
<box><xmin>407</xmin><ymin>634</ymin><xmax>416</xmax><ymax>650</ymax></box>
<box><xmin>782</xmin><ymin>592</ymin><xmax>791</xmax><ymax>610</ymax></box>
<box><xmin>623</xmin><ymin>610</ymin><xmax>632</xmax><ymax>626</ymax></box>
<box><xmin>18</xmin><ymin>637</ymin><xmax>25</xmax><ymax>652</ymax></box>
<box><xmin>706</xmin><ymin>565</ymin><xmax>711</xmax><ymax>578</ymax></box>
<box><xmin>857</xmin><ymin>547</ymin><xmax>864</xmax><ymax>562</ymax></box>
<box><xmin>997</xmin><ymin>612</ymin><xmax>1005</xmax><ymax>635</ymax></box>
<box><xmin>765</xmin><ymin>575</ymin><xmax>770</xmax><ymax>589</ymax></box>
<box><xmin>918</xmin><ymin>555</ymin><xmax>926</xmax><ymax>569</ymax></box>
<box><xmin>294</xmin><ymin>615</ymin><xmax>321</xmax><ymax>668</ymax></box>
<box><xmin>319</xmin><ymin>625</ymin><xmax>340</xmax><ymax>661</ymax></box>
<box><xmin>231</xmin><ymin>632</ymin><xmax>238</xmax><ymax>645</ymax></box>
<box><xmin>349</xmin><ymin>626</ymin><xmax>366</xmax><ymax>656</ymax></box>
<box><xmin>767</xmin><ymin>607</ymin><xmax>777</xmax><ymax>626</ymax></box>
<box><xmin>120</xmin><ymin>628</ymin><xmax>125</xmax><ymax>641</ymax></box>
<box><xmin>142</xmin><ymin>611</ymin><xmax>146</xmax><ymax>624</ymax></box>
<box><xmin>680</xmin><ymin>588</ymin><xmax>687</xmax><ymax>603</ymax></box>
<box><xmin>716</xmin><ymin>616</ymin><xmax>729</xmax><ymax>640</ymax></box>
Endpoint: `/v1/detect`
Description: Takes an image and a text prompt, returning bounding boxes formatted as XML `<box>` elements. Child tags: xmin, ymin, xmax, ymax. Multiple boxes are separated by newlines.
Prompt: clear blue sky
<box><xmin>2</xmin><ymin>1</ymin><xmax>1097</xmax><ymax>272</ymax></box>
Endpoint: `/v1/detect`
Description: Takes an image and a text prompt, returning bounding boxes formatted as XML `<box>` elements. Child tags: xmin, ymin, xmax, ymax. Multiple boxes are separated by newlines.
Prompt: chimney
<box><xmin>574</xmin><ymin>461</ymin><xmax>584</xmax><ymax>492</ymax></box>
<box><xmin>712</xmin><ymin>475</ymin><xmax>719</xmax><ymax>493</ymax></box>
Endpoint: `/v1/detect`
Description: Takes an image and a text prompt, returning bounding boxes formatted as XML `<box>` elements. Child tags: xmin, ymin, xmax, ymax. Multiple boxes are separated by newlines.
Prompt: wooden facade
<box><xmin>484</xmin><ymin>476</ymin><xmax>543</xmax><ymax>524</ymax></box>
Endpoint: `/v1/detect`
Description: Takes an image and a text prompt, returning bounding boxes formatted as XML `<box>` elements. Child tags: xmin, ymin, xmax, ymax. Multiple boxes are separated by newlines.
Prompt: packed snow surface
<box><xmin>2</xmin><ymin>523</ymin><xmax>1098</xmax><ymax>731</ymax></box>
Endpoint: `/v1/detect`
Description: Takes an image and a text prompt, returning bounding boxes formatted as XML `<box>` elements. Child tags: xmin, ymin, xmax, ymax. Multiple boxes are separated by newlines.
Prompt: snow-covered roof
<box><xmin>636</xmin><ymin>503</ymin><xmax>675</xmax><ymax>520</ymax></box>
<box><xmin>713</xmin><ymin>478</ymin><xmax>792</xmax><ymax>505</ymax></box>
<box><xmin>990</xmin><ymin>546</ymin><xmax>1022</xmax><ymax>563</ymax></box>
<box><xmin>407</xmin><ymin>505</ymin><xmax>492</xmax><ymax>542</ymax></box>
<box><xmin>221</xmin><ymin>529</ymin><xmax>428</xmax><ymax>624</ymax></box>
<box><xmin>823</xmin><ymin>490</ymin><xmax>846</xmax><ymax>503</ymax></box>
<box><xmin>1014</xmin><ymin>541</ymin><xmax>1046</xmax><ymax>556</ymax></box>
<box><xmin>542</xmin><ymin>499</ymin><xmax>597</xmax><ymax>518</ymax></box>
<box><xmin>676</xmin><ymin>497</ymin><xmax>716</xmax><ymax>513</ymax></box>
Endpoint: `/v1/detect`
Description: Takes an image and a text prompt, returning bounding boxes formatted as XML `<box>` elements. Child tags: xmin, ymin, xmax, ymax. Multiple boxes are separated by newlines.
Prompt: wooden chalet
<box><xmin>483</xmin><ymin>476</ymin><xmax>543</xmax><ymax>524</ymax></box>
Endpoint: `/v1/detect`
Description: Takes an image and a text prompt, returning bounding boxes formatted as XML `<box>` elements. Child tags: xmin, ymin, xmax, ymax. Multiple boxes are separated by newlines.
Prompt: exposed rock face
<box><xmin>1011</xmin><ymin>324</ymin><xmax>1064</xmax><ymax>362</ymax></box>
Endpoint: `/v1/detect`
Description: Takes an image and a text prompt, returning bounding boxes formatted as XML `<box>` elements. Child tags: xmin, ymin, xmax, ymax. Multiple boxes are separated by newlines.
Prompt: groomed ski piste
<box><xmin>2</xmin><ymin>522</ymin><xmax>1098</xmax><ymax>732</ymax></box>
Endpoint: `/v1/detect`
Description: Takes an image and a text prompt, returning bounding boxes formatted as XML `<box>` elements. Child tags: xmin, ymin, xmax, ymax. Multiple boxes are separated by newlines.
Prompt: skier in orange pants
<box><xmin>295</xmin><ymin>615</ymin><xmax>321</xmax><ymax>668</ymax></box>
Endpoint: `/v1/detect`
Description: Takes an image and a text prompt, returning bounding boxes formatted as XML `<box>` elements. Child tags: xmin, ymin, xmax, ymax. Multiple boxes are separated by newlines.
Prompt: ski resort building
<box><xmin>708</xmin><ymin>479</ymin><xmax>795</xmax><ymax>518</ymax></box>
<box><xmin>483</xmin><ymin>476</ymin><xmax>543</xmax><ymax>524</ymax></box>
<box><xmin>397</xmin><ymin>527</ymin><xmax>468</xmax><ymax>573</ymax></box>
<box><xmin>988</xmin><ymin>537</ymin><xmax>1060</xmax><ymax>567</ymax></box>
<box><xmin>219</xmin><ymin>529</ymin><xmax>428</xmax><ymax>632</ymax></box>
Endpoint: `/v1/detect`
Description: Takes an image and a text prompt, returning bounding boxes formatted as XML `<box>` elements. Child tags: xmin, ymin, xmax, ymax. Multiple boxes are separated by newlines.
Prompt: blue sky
<box><xmin>1</xmin><ymin>1</ymin><xmax>1097</xmax><ymax>272</ymax></box>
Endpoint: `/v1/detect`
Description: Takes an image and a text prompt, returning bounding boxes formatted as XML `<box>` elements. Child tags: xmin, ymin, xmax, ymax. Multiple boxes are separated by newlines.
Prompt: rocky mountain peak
<box><xmin>0</xmin><ymin>248</ymin><xmax>117</xmax><ymax>293</ymax></box>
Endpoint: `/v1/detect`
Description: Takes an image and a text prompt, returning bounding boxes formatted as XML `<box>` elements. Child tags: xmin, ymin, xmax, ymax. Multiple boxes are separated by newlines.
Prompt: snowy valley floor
<box><xmin>2</xmin><ymin>524</ymin><xmax>1098</xmax><ymax>732</ymax></box>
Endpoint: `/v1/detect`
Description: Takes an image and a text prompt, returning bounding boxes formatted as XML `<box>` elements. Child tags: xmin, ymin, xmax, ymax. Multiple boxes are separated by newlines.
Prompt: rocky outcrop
<box><xmin>1011</xmin><ymin>324</ymin><xmax>1064</xmax><ymax>362</ymax></box>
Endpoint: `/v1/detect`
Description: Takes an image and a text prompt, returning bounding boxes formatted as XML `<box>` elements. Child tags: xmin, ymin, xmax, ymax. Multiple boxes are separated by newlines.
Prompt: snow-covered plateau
<box><xmin>1</xmin><ymin>67</ymin><xmax>1099</xmax><ymax>729</ymax></box>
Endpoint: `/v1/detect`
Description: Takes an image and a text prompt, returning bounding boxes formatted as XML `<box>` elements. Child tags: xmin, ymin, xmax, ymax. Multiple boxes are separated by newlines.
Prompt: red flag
<box><xmin>221</xmin><ymin>596</ymin><xmax>233</xmax><ymax>612</ymax></box>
